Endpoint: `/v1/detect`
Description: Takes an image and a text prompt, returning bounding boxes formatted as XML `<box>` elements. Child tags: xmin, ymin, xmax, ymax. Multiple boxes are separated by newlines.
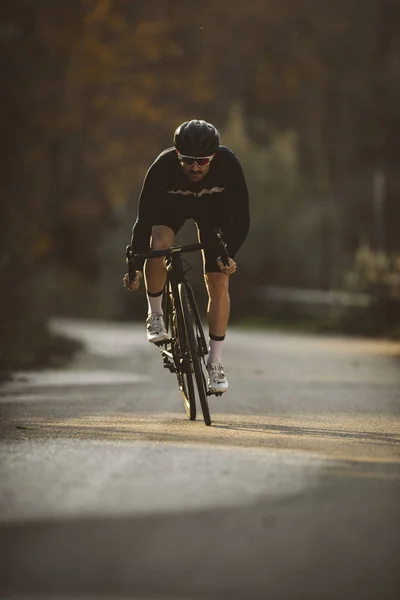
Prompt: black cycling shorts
<box><xmin>153</xmin><ymin>209</ymin><xmax>226</xmax><ymax>273</ymax></box>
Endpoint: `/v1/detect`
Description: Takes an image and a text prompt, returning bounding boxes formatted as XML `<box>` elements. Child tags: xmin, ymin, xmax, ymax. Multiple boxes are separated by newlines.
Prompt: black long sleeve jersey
<box><xmin>130</xmin><ymin>145</ymin><xmax>250</xmax><ymax>269</ymax></box>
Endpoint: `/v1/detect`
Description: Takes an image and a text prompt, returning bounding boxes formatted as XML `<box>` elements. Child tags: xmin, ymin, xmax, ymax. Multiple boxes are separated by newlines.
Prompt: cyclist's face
<box><xmin>177</xmin><ymin>151</ymin><xmax>214</xmax><ymax>182</ymax></box>
<box><xmin>180</xmin><ymin>161</ymin><xmax>211</xmax><ymax>181</ymax></box>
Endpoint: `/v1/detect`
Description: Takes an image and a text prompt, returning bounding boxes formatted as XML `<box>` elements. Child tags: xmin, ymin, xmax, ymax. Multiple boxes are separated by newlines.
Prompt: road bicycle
<box><xmin>126</xmin><ymin>229</ymin><xmax>229</xmax><ymax>426</ymax></box>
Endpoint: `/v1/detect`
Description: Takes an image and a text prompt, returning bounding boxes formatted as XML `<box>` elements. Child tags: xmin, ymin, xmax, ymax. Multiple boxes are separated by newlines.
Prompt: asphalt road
<box><xmin>1</xmin><ymin>318</ymin><xmax>400</xmax><ymax>600</ymax></box>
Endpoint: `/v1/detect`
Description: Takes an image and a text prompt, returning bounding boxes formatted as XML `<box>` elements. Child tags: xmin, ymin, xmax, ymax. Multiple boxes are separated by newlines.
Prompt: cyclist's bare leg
<box><xmin>204</xmin><ymin>272</ymin><xmax>230</xmax><ymax>390</ymax></box>
<box><xmin>144</xmin><ymin>225</ymin><xmax>175</xmax><ymax>294</ymax></box>
<box><xmin>144</xmin><ymin>226</ymin><xmax>174</xmax><ymax>342</ymax></box>
<box><xmin>204</xmin><ymin>272</ymin><xmax>230</xmax><ymax>337</ymax></box>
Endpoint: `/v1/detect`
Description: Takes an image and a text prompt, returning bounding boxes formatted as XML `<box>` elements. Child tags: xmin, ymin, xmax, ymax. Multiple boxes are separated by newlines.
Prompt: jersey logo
<box><xmin>167</xmin><ymin>189</ymin><xmax>195</xmax><ymax>196</ymax></box>
<box><xmin>167</xmin><ymin>186</ymin><xmax>225</xmax><ymax>197</ymax></box>
<box><xmin>198</xmin><ymin>186</ymin><xmax>225</xmax><ymax>197</ymax></box>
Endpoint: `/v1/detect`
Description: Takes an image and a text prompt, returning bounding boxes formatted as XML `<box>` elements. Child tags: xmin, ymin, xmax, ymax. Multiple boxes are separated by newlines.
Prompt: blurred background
<box><xmin>1</xmin><ymin>0</ymin><xmax>399</xmax><ymax>374</ymax></box>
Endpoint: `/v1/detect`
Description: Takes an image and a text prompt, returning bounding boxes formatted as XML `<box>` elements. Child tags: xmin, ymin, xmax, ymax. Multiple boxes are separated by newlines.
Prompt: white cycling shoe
<box><xmin>146</xmin><ymin>313</ymin><xmax>168</xmax><ymax>343</ymax></box>
<box><xmin>206</xmin><ymin>362</ymin><xmax>228</xmax><ymax>394</ymax></box>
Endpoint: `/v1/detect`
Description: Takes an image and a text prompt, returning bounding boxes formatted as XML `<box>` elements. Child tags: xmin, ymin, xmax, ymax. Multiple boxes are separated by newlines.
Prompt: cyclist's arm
<box><xmin>223</xmin><ymin>157</ymin><xmax>250</xmax><ymax>259</ymax></box>
<box><xmin>130</xmin><ymin>160</ymin><xmax>166</xmax><ymax>270</ymax></box>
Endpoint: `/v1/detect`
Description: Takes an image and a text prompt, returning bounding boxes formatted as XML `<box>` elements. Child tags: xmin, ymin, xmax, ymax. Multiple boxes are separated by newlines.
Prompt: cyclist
<box><xmin>123</xmin><ymin>119</ymin><xmax>250</xmax><ymax>394</ymax></box>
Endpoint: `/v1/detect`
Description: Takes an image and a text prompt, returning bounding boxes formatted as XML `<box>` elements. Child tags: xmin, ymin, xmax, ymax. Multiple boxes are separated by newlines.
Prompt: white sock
<box><xmin>147</xmin><ymin>292</ymin><xmax>163</xmax><ymax>315</ymax></box>
<box><xmin>208</xmin><ymin>338</ymin><xmax>224</xmax><ymax>364</ymax></box>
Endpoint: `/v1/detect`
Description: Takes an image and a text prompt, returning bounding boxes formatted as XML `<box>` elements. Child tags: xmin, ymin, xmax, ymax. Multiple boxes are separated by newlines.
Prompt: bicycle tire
<box><xmin>165</xmin><ymin>285</ymin><xmax>196</xmax><ymax>420</ymax></box>
<box><xmin>179</xmin><ymin>283</ymin><xmax>211</xmax><ymax>426</ymax></box>
<box><xmin>186</xmin><ymin>284</ymin><xmax>208</xmax><ymax>358</ymax></box>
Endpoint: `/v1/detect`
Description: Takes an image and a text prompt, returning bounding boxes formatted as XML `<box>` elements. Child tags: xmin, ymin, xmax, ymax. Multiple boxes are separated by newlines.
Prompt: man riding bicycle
<box><xmin>123</xmin><ymin>119</ymin><xmax>250</xmax><ymax>394</ymax></box>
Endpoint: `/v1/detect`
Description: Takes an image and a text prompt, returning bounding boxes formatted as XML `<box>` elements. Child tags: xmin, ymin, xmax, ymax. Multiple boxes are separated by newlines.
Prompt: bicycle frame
<box><xmin>165</xmin><ymin>252</ymin><xmax>208</xmax><ymax>356</ymax></box>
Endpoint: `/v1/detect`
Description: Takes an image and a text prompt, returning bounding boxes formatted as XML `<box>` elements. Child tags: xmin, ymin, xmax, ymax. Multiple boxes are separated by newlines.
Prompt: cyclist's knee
<box><xmin>151</xmin><ymin>225</ymin><xmax>175</xmax><ymax>250</ymax></box>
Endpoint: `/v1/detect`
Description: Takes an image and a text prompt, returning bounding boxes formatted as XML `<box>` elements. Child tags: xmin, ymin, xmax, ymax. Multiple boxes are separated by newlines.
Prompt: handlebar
<box><xmin>125</xmin><ymin>229</ymin><xmax>230</xmax><ymax>283</ymax></box>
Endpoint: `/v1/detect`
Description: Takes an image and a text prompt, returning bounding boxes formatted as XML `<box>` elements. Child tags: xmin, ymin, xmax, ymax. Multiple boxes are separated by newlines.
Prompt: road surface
<box><xmin>1</xmin><ymin>319</ymin><xmax>400</xmax><ymax>600</ymax></box>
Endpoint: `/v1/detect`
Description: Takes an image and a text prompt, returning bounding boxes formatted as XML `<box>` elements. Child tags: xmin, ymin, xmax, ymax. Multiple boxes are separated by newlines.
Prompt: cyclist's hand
<box><xmin>123</xmin><ymin>271</ymin><xmax>142</xmax><ymax>291</ymax></box>
<box><xmin>217</xmin><ymin>257</ymin><xmax>236</xmax><ymax>275</ymax></box>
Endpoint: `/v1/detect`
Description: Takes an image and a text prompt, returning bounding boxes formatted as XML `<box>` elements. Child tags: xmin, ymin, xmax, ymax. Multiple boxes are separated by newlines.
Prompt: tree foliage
<box><xmin>1</xmin><ymin>0</ymin><xmax>399</xmax><ymax>370</ymax></box>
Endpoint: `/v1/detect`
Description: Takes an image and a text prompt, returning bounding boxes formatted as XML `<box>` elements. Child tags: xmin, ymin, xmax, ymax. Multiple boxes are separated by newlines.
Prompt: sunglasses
<box><xmin>178</xmin><ymin>153</ymin><xmax>215</xmax><ymax>168</ymax></box>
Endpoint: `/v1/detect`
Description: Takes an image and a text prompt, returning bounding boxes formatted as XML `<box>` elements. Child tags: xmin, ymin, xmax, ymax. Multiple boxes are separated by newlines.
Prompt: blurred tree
<box><xmin>1</xmin><ymin>0</ymin><xmax>400</xmax><ymax>372</ymax></box>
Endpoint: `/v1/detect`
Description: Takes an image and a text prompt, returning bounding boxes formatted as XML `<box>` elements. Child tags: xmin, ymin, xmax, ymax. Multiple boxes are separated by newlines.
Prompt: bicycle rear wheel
<box><xmin>164</xmin><ymin>286</ymin><xmax>196</xmax><ymax>420</ymax></box>
<box><xmin>179</xmin><ymin>283</ymin><xmax>211</xmax><ymax>426</ymax></box>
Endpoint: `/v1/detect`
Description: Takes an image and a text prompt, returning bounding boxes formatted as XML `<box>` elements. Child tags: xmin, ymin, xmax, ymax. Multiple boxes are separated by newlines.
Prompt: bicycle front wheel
<box><xmin>179</xmin><ymin>283</ymin><xmax>211</xmax><ymax>426</ymax></box>
<box><xmin>164</xmin><ymin>286</ymin><xmax>196</xmax><ymax>421</ymax></box>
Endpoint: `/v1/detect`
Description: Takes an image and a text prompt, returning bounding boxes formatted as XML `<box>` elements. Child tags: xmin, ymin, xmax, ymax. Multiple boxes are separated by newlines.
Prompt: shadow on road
<box><xmin>1</xmin><ymin>468</ymin><xmax>399</xmax><ymax>600</ymax></box>
<box><xmin>211</xmin><ymin>421</ymin><xmax>400</xmax><ymax>445</ymax></box>
<box><xmin>6</xmin><ymin>412</ymin><xmax>400</xmax><ymax>449</ymax></box>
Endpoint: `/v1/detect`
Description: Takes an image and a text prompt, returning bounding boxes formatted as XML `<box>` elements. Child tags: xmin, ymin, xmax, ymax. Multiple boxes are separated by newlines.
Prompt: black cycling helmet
<box><xmin>174</xmin><ymin>119</ymin><xmax>220</xmax><ymax>157</ymax></box>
